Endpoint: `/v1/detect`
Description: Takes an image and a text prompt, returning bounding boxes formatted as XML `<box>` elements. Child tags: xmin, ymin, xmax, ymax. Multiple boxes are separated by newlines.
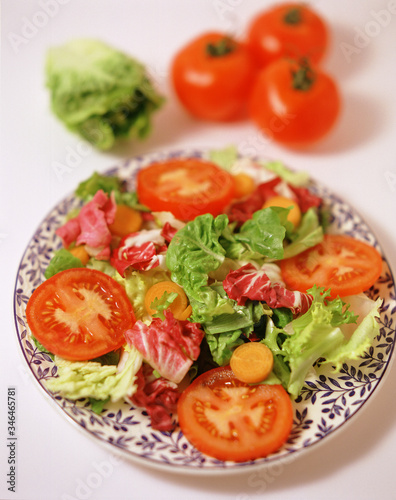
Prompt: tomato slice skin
<box><xmin>26</xmin><ymin>268</ymin><xmax>135</xmax><ymax>361</ymax></box>
<box><xmin>281</xmin><ymin>234</ymin><xmax>383</xmax><ymax>298</ymax></box>
<box><xmin>136</xmin><ymin>158</ymin><xmax>235</xmax><ymax>221</ymax></box>
<box><xmin>177</xmin><ymin>366</ymin><xmax>293</xmax><ymax>462</ymax></box>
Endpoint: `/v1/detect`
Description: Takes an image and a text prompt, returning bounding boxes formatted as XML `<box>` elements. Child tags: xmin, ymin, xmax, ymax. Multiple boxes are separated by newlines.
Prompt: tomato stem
<box><xmin>291</xmin><ymin>58</ymin><xmax>316</xmax><ymax>91</ymax></box>
<box><xmin>206</xmin><ymin>37</ymin><xmax>236</xmax><ymax>57</ymax></box>
<box><xmin>284</xmin><ymin>7</ymin><xmax>302</xmax><ymax>25</ymax></box>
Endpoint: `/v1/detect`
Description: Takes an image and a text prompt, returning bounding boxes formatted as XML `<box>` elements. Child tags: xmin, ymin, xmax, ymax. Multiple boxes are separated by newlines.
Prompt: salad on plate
<box><xmin>23</xmin><ymin>146</ymin><xmax>384</xmax><ymax>463</ymax></box>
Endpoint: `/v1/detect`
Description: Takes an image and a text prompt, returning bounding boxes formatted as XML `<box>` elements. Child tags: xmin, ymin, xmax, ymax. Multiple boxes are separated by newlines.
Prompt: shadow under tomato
<box><xmin>325</xmin><ymin>22</ymin><xmax>376</xmax><ymax>81</ymax></box>
<box><xmin>307</xmin><ymin>92</ymin><xmax>388</xmax><ymax>155</ymax></box>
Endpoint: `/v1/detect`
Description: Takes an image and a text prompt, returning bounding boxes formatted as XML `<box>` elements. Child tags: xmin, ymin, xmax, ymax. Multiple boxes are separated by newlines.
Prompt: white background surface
<box><xmin>2</xmin><ymin>1</ymin><xmax>396</xmax><ymax>499</ymax></box>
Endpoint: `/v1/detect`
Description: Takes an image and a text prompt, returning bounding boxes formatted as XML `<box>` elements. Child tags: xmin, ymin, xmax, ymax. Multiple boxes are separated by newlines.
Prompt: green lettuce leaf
<box><xmin>89</xmin><ymin>397</ymin><xmax>110</xmax><ymax>414</ymax></box>
<box><xmin>115</xmin><ymin>269</ymin><xmax>170</xmax><ymax>321</ymax></box>
<box><xmin>44</xmin><ymin>248</ymin><xmax>84</xmax><ymax>279</ymax></box>
<box><xmin>47</xmin><ymin>347</ymin><xmax>143</xmax><ymax>403</ymax></box>
<box><xmin>208</xmin><ymin>146</ymin><xmax>310</xmax><ymax>188</ymax></box>
<box><xmin>206</xmin><ymin>330</ymin><xmax>244</xmax><ymax>366</ymax></box>
<box><xmin>262</xmin><ymin>319</ymin><xmax>292</xmax><ymax>388</ymax></box>
<box><xmin>262</xmin><ymin>287</ymin><xmax>381</xmax><ymax>398</ymax></box>
<box><xmin>75</xmin><ymin>172</ymin><xmax>149</xmax><ymax>210</ymax></box>
<box><xmin>234</xmin><ymin>208</ymin><xmax>288</xmax><ymax>260</ymax></box>
<box><xmin>324</xmin><ymin>297</ymin><xmax>382</xmax><ymax>371</ymax></box>
<box><xmin>86</xmin><ymin>258</ymin><xmax>117</xmax><ymax>277</ymax></box>
<box><xmin>283</xmin><ymin>207</ymin><xmax>324</xmax><ymax>260</ymax></box>
<box><xmin>46</xmin><ymin>39</ymin><xmax>164</xmax><ymax>150</ymax></box>
<box><xmin>75</xmin><ymin>172</ymin><xmax>122</xmax><ymax>200</ymax></box>
<box><xmin>208</xmin><ymin>145</ymin><xmax>238</xmax><ymax>170</ymax></box>
<box><xmin>166</xmin><ymin>214</ymin><xmax>235</xmax><ymax>322</ymax></box>
<box><xmin>259</xmin><ymin>160</ymin><xmax>310</xmax><ymax>187</ymax></box>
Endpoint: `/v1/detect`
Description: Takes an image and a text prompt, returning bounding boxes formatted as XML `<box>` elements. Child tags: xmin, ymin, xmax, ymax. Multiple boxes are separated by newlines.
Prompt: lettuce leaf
<box><xmin>166</xmin><ymin>214</ymin><xmax>235</xmax><ymax>322</ymax></box>
<box><xmin>75</xmin><ymin>172</ymin><xmax>150</xmax><ymax>211</ymax></box>
<box><xmin>206</xmin><ymin>330</ymin><xmax>244</xmax><ymax>366</ymax></box>
<box><xmin>44</xmin><ymin>248</ymin><xmax>84</xmax><ymax>279</ymax></box>
<box><xmin>283</xmin><ymin>207</ymin><xmax>324</xmax><ymax>259</ymax></box>
<box><xmin>75</xmin><ymin>172</ymin><xmax>122</xmax><ymax>200</ymax></box>
<box><xmin>262</xmin><ymin>287</ymin><xmax>381</xmax><ymax>398</ymax></box>
<box><xmin>259</xmin><ymin>160</ymin><xmax>310</xmax><ymax>187</ymax></box>
<box><xmin>115</xmin><ymin>269</ymin><xmax>170</xmax><ymax>321</ymax></box>
<box><xmin>46</xmin><ymin>39</ymin><xmax>164</xmax><ymax>150</ymax></box>
<box><xmin>86</xmin><ymin>258</ymin><xmax>117</xmax><ymax>277</ymax></box>
<box><xmin>203</xmin><ymin>286</ymin><xmax>265</xmax><ymax>334</ymax></box>
<box><xmin>208</xmin><ymin>146</ymin><xmax>310</xmax><ymax>188</ymax></box>
<box><xmin>324</xmin><ymin>297</ymin><xmax>382</xmax><ymax>371</ymax></box>
<box><xmin>47</xmin><ymin>347</ymin><xmax>143</xmax><ymax>403</ymax></box>
<box><xmin>208</xmin><ymin>145</ymin><xmax>238</xmax><ymax>170</ymax></box>
<box><xmin>204</xmin><ymin>303</ymin><xmax>266</xmax><ymax>365</ymax></box>
<box><xmin>233</xmin><ymin>207</ymin><xmax>288</xmax><ymax>260</ymax></box>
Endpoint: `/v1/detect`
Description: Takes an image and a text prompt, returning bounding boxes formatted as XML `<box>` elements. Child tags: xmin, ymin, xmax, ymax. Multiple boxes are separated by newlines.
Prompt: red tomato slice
<box><xmin>26</xmin><ymin>268</ymin><xmax>135</xmax><ymax>361</ymax></box>
<box><xmin>281</xmin><ymin>234</ymin><xmax>383</xmax><ymax>298</ymax></box>
<box><xmin>177</xmin><ymin>366</ymin><xmax>293</xmax><ymax>462</ymax></box>
<box><xmin>136</xmin><ymin>158</ymin><xmax>235</xmax><ymax>221</ymax></box>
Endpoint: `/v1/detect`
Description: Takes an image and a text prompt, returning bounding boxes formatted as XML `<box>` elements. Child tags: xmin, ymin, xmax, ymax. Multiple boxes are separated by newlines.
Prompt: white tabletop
<box><xmin>2</xmin><ymin>1</ymin><xmax>396</xmax><ymax>499</ymax></box>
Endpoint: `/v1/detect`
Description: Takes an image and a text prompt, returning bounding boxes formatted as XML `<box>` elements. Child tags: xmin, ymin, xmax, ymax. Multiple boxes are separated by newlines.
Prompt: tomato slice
<box><xmin>26</xmin><ymin>268</ymin><xmax>135</xmax><ymax>361</ymax></box>
<box><xmin>136</xmin><ymin>158</ymin><xmax>235</xmax><ymax>221</ymax></box>
<box><xmin>177</xmin><ymin>366</ymin><xmax>293</xmax><ymax>462</ymax></box>
<box><xmin>281</xmin><ymin>234</ymin><xmax>383</xmax><ymax>298</ymax></box>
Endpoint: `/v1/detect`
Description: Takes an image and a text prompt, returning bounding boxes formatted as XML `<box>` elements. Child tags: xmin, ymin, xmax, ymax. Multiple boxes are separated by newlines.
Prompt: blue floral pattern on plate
<box><xmin>13</xmin><ymin>150</ymin><xmax>396</xmax><ymax>473</ymax></box>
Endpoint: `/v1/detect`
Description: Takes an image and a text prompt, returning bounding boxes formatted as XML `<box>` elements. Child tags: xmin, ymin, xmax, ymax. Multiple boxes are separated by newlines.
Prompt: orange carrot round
<box><xmin>69</xmin><ymin>246</ymin><xmax>90</xmax><ymax>265</ymax></box>
<box><xmin>262</xmin><ymin>195</ymin><xmax>301</xmax><ymax>228</ymax></box>
<box><xmin>176</xmin><ymin>304</ymin><xmax>192</xmax><ymax>321</ymax></box>
<box><xmin>230</xmin><ymin>342</ymin><xmax>273</xmax><ymax>384</ymax></box>
<box><xmin>232</xmin><ymin>172</ymin><xmax>256</xmax><ymax>199</ymax></box>
<box><xmin>108</xmin><ymin>204</ymin><xmax>143</xmax><ymax>238</ymax></box>
<box><xmin>145</xmin><ymin>281</ymin><xmax>189</xmax><ymax>320</ymax></box>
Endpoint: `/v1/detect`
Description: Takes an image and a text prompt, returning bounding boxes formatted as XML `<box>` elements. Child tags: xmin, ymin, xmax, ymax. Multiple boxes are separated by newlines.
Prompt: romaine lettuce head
<box><xmin>46</xmin><ymin>39</ymin><xmax>164</xmax><ymax>149</ymax></box>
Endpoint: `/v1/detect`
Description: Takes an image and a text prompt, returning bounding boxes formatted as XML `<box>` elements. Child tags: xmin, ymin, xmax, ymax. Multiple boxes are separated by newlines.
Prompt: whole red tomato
<box><xmin>247</xmin><ymin>3</ymin><xmax>328</xmax><ymax>67</ymax></box>
<box><xmin>171</xmin><ymin>32</ymin><xmax>257</xmax><ymax>121</ymax></box>
<box><xmin>249</xmin><ymin>58</ymin><xmax>341</xmax><ymax>148</ymax></box>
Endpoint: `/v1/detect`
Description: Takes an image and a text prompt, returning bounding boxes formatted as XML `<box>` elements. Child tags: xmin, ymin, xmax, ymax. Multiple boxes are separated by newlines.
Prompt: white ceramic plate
<box><xmin>13</xmin><ymin>149</ymin><xmax>396</xmax><ymax>474</ymax></box>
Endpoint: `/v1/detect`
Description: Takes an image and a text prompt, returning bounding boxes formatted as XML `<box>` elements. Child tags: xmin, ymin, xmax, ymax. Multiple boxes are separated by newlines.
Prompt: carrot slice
<box><xmin>108</xmin><ymin>204</ymin><xmax>143</xmax><ymax>238</ymax></box>
<box><xmin>176</xmin><ymin>304</ymin><xmax>192</xmax><ymax>321</ymax></box>
<box><xmin>145</xmin><ymin>281</ymin><xmax>189</xmax><ymax>320</ymax></box>
<box><xmin>230</xmin><ymin>342</ymin><xmax>274</xmax><ymax>384</ymax></box>
<box><xmin>69</xmin><ymin>246</ymin><xmax>90</xmax><ymax>265</ymax></box>
<box><xmin>232</xmin><ymin>173</ymin><xmax>256</xmax><ymax>199</ymax></box>
<box><xmin>262</xmin><ymin>195</ymin><xmax>301</xmax><ymax>228</ymax></box>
